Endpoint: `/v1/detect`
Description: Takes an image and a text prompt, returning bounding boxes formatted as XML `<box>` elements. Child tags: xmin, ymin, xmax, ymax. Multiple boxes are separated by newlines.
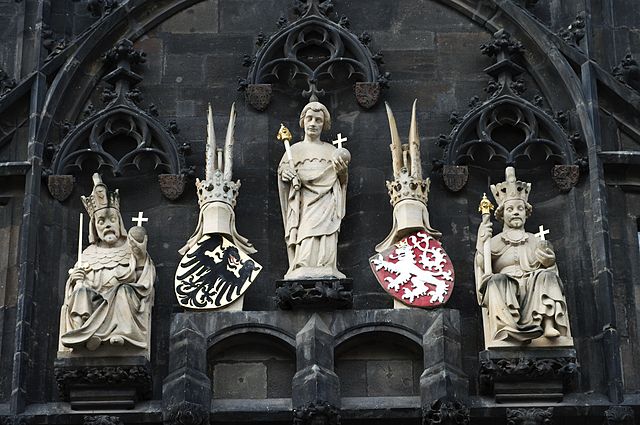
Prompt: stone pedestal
<box><xmin>479</xmin><ymin>348</ymin><xmax>578</xmax><ymax>402</ymax></box>
<box><xmin>275</xmin><ymin>278</ymin><xmax>352</xmax><ymax>310</ymax></box>
<box><xmin>54</xmin><ymin>356</ymin><xmax>151</xmax><ymax>410</ymax></box>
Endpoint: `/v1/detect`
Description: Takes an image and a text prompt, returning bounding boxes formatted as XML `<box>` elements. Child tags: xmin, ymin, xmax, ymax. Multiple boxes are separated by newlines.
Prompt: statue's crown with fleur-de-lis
<box><xmin>490</xmin><ymin>166</ymin><xmax>531</xmax><ymax>208</ymax></box>
<box><xmin>81</xmin><ymin>173</ymin><xmax>120</xmax><ymax>216</ymax></box>
<box><xmin>196</xmin><ymin>172</ymin><xmax>240</xmax><ymax>208</ymax></box>
<box><xmin>197</xmin><ymin>103</ymin><xmax>240</xmax><ymax>208</ymax></box>
<box><xmin>384</xmin><ymin>100</ymin><xmax>430</xmax><ymax>206</ymax></box>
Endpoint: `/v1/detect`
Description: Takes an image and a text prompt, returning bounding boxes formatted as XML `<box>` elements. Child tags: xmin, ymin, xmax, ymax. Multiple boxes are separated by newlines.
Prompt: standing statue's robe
<box><xmin>278</xmin><ymin>141</ymin><xmax>347</xmax><ymax>279</ymax></box>
<box><xmin>475</xmin><ymin>232</ymin><xmax>570</xmax><ymax>343</ymax></box>
<box><xmin>60</xmin><ymin>240</ymin><xmax>155</xmax><ymax>351</ymax></box>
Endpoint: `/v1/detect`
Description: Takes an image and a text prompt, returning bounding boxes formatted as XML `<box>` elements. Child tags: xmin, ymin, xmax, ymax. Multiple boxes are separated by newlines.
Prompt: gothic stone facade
<box><xmin>0</xmin><ymin>1</ymin><xmax>640</xmax><ymax>424</ymax></box>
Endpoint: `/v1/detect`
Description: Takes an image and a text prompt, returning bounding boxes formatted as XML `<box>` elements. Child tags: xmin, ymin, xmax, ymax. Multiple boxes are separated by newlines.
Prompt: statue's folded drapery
<box><xmin>60</xmin><ymin>242</ymin><xmax>155</xmax><ymax>350</ymax></box>
<box><xmin>475</xmin><ymin>233</ymin><xmax>569</xmax><ymax>343</ymax></box>
<box><xmin>278</xmin><ymin>141</ymin><xmax>347</xmax><ymax>279</ymax></box>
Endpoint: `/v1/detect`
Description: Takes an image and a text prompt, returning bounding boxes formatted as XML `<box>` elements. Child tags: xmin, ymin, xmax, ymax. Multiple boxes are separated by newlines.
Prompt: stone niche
<box><xmin>208</xmin><ymin>333</ymin><xmax>295</xmax><ymax>400</ymax></box>
<box><xmin>335</xmin><ymin>332</ymin><xmax>422</xmax><ymax>398</ymax></box>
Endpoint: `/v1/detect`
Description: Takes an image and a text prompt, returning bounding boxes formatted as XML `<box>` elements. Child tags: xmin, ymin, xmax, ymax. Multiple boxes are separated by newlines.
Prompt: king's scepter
<box><xmin>277</xmin><ymin>123</ymin><xmax>300</xmax><ymax>190</ymax></box>
<box><xmin>478</xmin><ymin>193</ymin><xmax>494</xmax><ymax>275</ymax></box>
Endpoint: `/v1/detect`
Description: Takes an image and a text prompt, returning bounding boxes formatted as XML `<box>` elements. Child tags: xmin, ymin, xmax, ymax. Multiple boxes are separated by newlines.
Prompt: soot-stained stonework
<box><xmin>1</xmin><ymin>1</ymin><xmax>640</xmax><ymax>424</ymax></box>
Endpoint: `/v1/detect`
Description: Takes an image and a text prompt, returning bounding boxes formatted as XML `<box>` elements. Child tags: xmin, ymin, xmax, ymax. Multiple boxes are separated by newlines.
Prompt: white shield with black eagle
<box><xmin>174</xmin><ymin>234</ymin><xmax>262</xmax><ymax>309</ymax></box>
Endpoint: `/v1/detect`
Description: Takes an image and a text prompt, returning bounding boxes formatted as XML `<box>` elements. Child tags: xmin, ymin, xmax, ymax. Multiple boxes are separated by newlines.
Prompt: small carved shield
<box><xmin>174</xmin><ymin>234</ymin><xmax>262</xmax><ymax>309</ymax></box>
<box><xmin>354</xmin><ymin>82</ymin><xmax>380</xmax><ymax>109</ymax></box>
<box><xmin>246</xmin><ymin>84</ymin><xmax>272</xmax><ymax>111</ymax></box>
<box><xmin>158</xmin><ymin>174</ymin><xmax>185</xmax><ymax>200</ymax></box>
<box><xmin>442</xmin><ymin>165</ymin><xmax>468</xmax><ymax>192</ymax></box>
<box><xmin>370</xmin><ymin>231</ymin><xmax>455</xmax><ymax>308</ymax></box>
<box><xmin>48</xmin><ymin>174</ymin><xmax>74</xmax><ymax>202</ymax></box>
<box><xmin>551</xmin><ymin>165</ymin><xmax>579</xmax><ymax>192</ymax></box>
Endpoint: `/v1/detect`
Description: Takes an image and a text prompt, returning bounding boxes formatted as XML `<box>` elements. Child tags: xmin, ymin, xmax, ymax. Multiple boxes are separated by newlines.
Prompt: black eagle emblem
<box><xmin>175</xmin><ymin>235</ymin><xmax>261</xmax><ymax>308</ymax></box>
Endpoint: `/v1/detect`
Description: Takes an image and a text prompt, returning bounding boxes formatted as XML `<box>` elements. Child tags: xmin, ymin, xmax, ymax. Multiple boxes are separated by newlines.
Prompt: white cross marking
<box><xmin>132</xmin><ymin>211</ymin><xmax>148</xmax><ymax>227</ymax></box>
<box><xmin>535</xmin><ymin>224</ymin><xmax>550</xmax><ymax>241</ymax></box>
<box><xmin>332</xmin><ymin>133</ymin><xmax>348</xmax><ymax>149</ymax></box>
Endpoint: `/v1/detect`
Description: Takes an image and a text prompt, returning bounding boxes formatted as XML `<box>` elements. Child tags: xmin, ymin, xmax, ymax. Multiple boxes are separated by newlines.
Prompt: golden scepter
<box><xmin>478</xmin><ymin>193</ymin><xmax>494</xmax><ymax>274</ymax></box>
<box><xmin>277</xmin><ymin>123</ymin><xmax>300</xmax><ymax>190</ymax></box>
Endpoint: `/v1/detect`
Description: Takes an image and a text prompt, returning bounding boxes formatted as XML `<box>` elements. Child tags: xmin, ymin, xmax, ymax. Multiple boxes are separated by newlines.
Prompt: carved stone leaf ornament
<box><xmin>506</xmin><ymin>408</ymin><xmax>553</xmax><ymax>425</ymax></box>
<box><xmin>370</xmin><ymin>231</ymin><xmax>455</xmax><ymax>308</ymax></box>
<box><xmin>174</xmin><ymin>234</ymin><xmax>262</xmax><ymax>310</ymax></box>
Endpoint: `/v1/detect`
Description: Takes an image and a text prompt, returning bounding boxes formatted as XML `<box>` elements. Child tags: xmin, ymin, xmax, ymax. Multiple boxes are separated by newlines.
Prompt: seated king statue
<box><xmin>58</xmin><ymin>173</ymin><xmax>156</xmax><ymax>357</ymax></box>
<box><xmin>475</xmin><ymin>167</ymin><xmax>572</xmax><ymax>348</ymax></box>
<box><xmin>278</xmin><ymin>101</ymin><xmax>349</xmax><ymax>280</ymax></box>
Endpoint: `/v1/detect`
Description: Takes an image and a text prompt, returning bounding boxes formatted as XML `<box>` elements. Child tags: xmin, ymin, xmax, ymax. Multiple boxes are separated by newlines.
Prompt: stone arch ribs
<box><xmin>239</xmin><ymin>0</ymin><xmax>388</xmax><ymax>111</ymax></box>
<box><xmin>437</xmin><ymin>29</ymin><xmax>583</xmax><ymax>193</ymax></box>
<box><xmin>47</xmin><ymin>38</ymin><xmax>191</xmax><ymax>202</ymax></box>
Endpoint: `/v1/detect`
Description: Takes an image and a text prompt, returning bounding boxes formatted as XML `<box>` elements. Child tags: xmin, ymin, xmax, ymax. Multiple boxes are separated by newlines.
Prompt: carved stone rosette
<box><xmin>165</xmin><ymin>401</ymin><xmax>210</xmax><ymax>425</ymax></box>
<box><xmin>423</xmin><ymin>399</ymin><xmax>470</xmax><ymax>425</ymax></box>
<box><xmin>293</xmin><ymin>402</ymin><xmax>341</xmax><ymax>425</ymax></box>
<box><xmin>604</xmin><ymin>406</ymin><xmax>635</xmax><ymax>425</ymax></box>
<box><xmin>506</xmin><ymin>408</ymin><xmax>553</xmax><ymax>425</ymax></box>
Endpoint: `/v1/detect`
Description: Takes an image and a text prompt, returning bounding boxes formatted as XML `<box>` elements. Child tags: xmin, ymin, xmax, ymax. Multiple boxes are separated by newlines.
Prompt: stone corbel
<box><xmin>506</xmin><ymin>408</ymin><xmax>553</xmax><ymax>425</ymax></box>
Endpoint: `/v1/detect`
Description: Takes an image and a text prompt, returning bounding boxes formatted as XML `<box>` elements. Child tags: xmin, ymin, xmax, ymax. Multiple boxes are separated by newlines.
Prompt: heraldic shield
<box><xmin>174</xmin><ymin>234</ymin><xmax>262</xmax><ymax>309</ymax></box>
<box><xmin>370</xmin><ymin>231</ymin><xmax>455</xmax><ymax>308</ymax></box>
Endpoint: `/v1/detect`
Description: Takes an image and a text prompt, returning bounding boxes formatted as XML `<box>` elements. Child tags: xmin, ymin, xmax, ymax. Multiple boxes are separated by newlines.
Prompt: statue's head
<box><xmin>93</xmin><ymin>207</ymin><xmax>123</xmax><ymax>245</ymax></box>
<box><xmin>82</xmin><ymin>173</ymin><xmax>127</xmax><ymax>245</ymax></box>
<box><xmin>299</xmin><ymin>101</ymin><xmax>331</xmax><ymax>137</ymax></box>
<box><xmin>500</xmin><ymin>198</ymin><xmax>531</xmax><ymax>228</ymax></box>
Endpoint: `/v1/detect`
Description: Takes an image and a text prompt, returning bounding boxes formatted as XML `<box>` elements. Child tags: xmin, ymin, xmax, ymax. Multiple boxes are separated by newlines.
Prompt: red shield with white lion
<box><xmin>369</xmin><ymin>231</ymin><xmax>455</xmax><ymax>308</ymax></box>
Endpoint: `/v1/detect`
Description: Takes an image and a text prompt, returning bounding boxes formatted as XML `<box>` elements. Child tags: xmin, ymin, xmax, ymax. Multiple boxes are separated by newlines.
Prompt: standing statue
<box><xmin>475</xmin><ymin>167</ymin><xmax>572</xmax><ymax>348</ymax></box>
<box><xmin>58</xmin><ymin>173</ymin><xmax>156</xmax><ymax>356</ymax></box>
<box><xmin>277</xmin><ymin>101</ymin><xmax>350</xmax><ymax>280</ymax></box>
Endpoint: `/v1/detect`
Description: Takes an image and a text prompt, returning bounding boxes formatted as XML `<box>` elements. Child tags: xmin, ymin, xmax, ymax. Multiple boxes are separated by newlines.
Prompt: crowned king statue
<box><xmin>475</xmin><ymin>167</ymin><xmax>573</xmax><ymax>348</ymax></box>
<box><xmin>58</xmin><ymin>173</ymin><xmax>156</xmax><ymax>357</ymax></box>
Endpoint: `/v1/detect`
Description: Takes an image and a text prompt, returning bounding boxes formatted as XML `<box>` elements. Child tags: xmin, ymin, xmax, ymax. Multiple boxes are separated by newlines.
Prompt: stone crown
<box><xmin>196</xmin><ymin>170</ymin><xmax>240</xmax><ymax>208</ymax></box>
<box><xmin>385</xmin><ymin>168</ymin><xmax>430</xmax><ymax>206</ymax></box>
<box><xmin>490</xmin><ymin>166</ymin><xmax>531</xmax><ymax>207</ymax></box>
<box><xmin>81</xmin><ymin>173</ymin><xmax>120</xmax><ymax>216</ymax></box>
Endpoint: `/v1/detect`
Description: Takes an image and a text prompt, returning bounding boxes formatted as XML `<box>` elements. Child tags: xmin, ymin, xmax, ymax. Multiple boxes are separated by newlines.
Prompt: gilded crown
<box><xmin>196</xmin><ymin>170</ymin><xmax>240</xmax><ymax>208</ymax></box>
<box><xmin>490</xmin><ymin>166</ymin><xmax>531</xmax><ymax>207</ymax></box>
<box><xmin>81</xmin><ymin>173</ymin><xmax>120</xmax><ymax>216</ymax></box>
<box><xmin>385</xmin><ymin>168</ymin><xmax>430</xmax><ymax>206</ymax></box>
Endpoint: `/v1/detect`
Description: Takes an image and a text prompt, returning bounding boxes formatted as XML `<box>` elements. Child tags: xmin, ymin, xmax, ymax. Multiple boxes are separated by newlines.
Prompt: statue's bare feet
<box><xmin>86</xmin><ymin>336</ymin><xmax>101</xmax><ymax>351</ymax></box>
<box><xmin>109</xmin><ymin>336</ymin><xmax>124</xmax><ymax>346</ymax></box>
<box><xmin>543</xmin><ymin>317</ymin><xmax>560</xmax><ymax>338</ymax></box>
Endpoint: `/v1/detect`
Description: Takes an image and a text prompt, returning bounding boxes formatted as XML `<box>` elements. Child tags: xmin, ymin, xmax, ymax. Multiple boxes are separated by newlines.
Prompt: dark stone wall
<box><xmin>0</xmin><ymin>0</ymin><xmax>639</xmax><ymax>422</ymax></box>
